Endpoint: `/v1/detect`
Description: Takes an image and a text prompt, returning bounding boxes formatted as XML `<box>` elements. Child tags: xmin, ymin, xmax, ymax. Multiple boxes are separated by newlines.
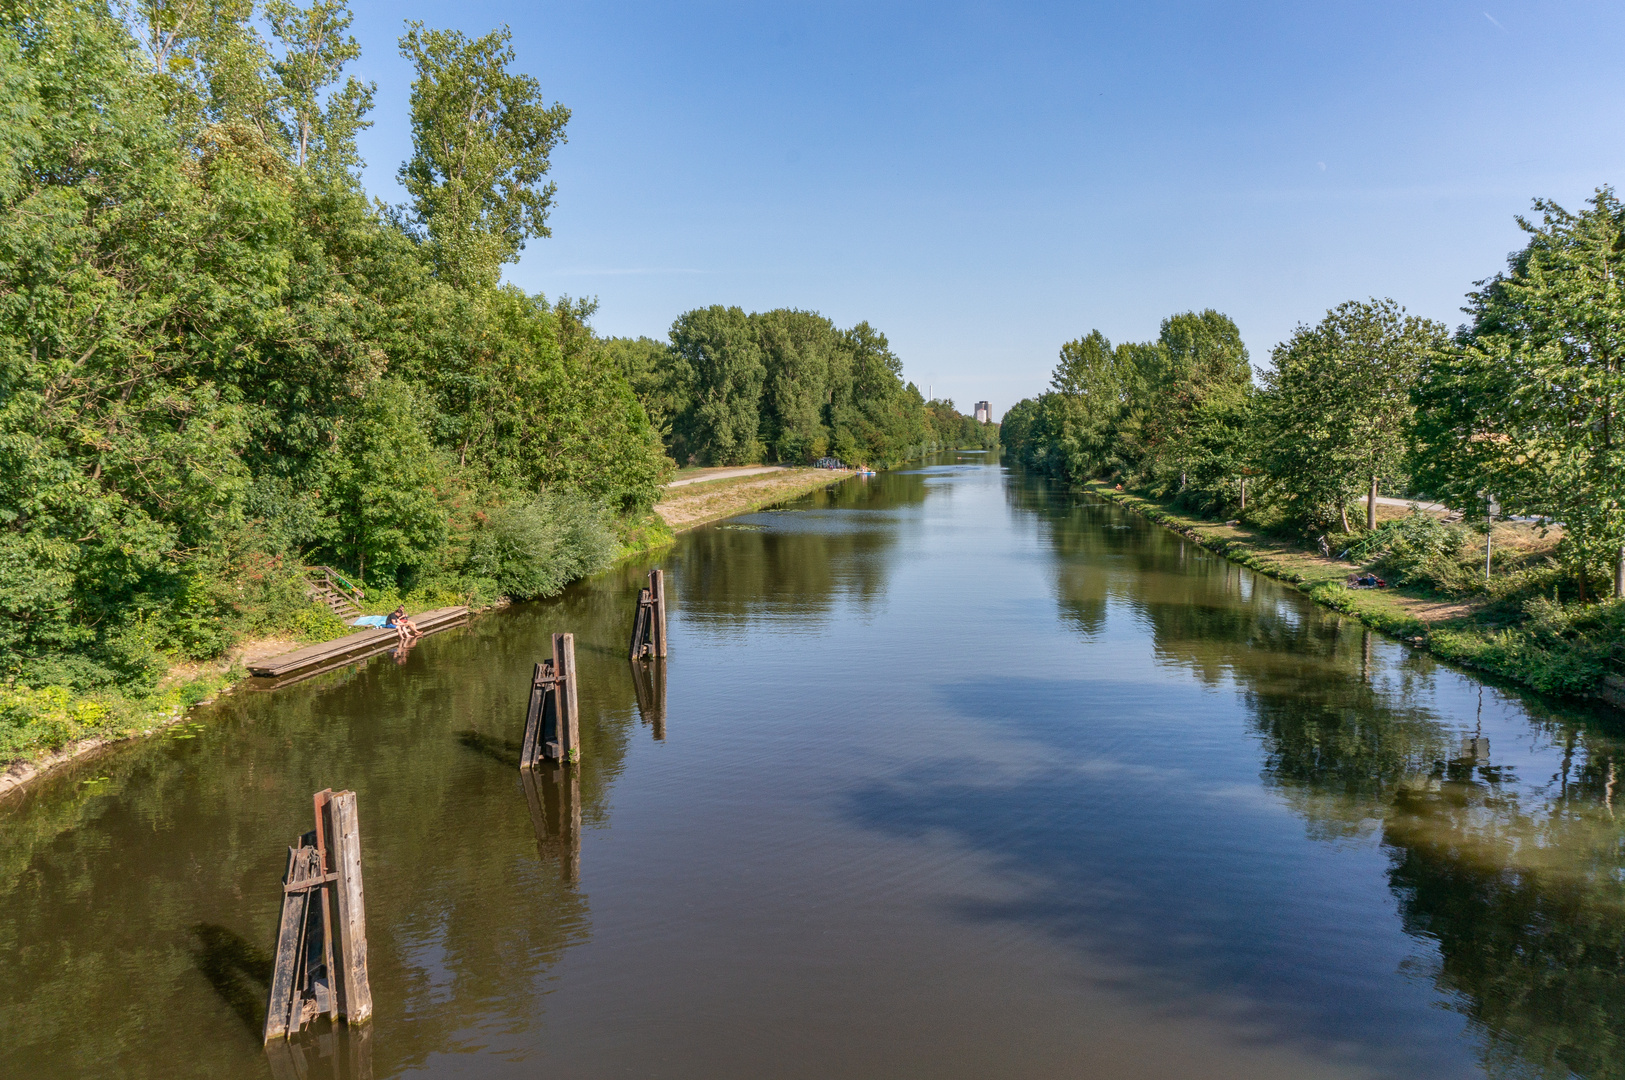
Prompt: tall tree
<box><xmin>669</xmin><ymin>306</ymin><xmax>765</xmax><ymax>465</ymax></box>
<box><xmin>398</xmin><ymin>22</ymin><xmax>569</xmax><ymax>288</ymax></box>
<box><xmin>1260</xmin><ymin>299</ymin><xmax>1444</xmax><ymax>532</ymax></box>
<box><xmin>1044</xmin><ymin>330</ymin><xmax>1134</xmax><ymax>482</ymax></box>
<box><xmin>1413</xmin><ymin>189</ymin><xmax>1625</xmax><ymax>597</ymax></box>
<box><xmin>753</xmin><ymin>308</ymin><xmax>838</xmax><ymax>463</ymax></box>
<box><xmin>1142</xmin><ymin>310</ymin><xmax>1252</xmax><ymax>492</ymax></box>
<box><xmin>265</xmin><ymin>0</ymin><xmax>373</xmax><ymax>177</ymax></box>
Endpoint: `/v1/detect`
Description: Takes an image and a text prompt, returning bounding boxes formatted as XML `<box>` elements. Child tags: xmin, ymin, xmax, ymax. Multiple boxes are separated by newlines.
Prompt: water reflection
<box><xmin>522</xmin><ymin>765</ymin><xmax>581</xmax><ymax>884</ymax></box>
<box><xmin>265</xmin><ymin>1024</ymin><xmax>373</xmax><ymax>1080</ymax></box>
<box><xmin>11</xmin><ymin>458</ymin><xmax>1625</xmax><ymax>1078</ymax></box>
<box><xmin>631</xmin><ymin>660</ymin><xmax>667</xmax><ymax>741</ymax></box>
<box><xmin>1006</xmin><ymin>477</ymin><xmax>1625</xmax><ymax>1077</ymax></box>
<box><xmin>671</xmin><ymin>472</ymin><xmax>925</xmax><ymax>629</ymax></box>
<box><xmin>0</xmin><ymin>560</ymin><xmax>652</xmax><ymax>1077</ymax></box>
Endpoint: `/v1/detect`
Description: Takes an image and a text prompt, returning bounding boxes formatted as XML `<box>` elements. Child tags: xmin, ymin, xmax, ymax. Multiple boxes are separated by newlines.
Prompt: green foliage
<box><xmin>648</xmin><ymin>305</ymin><xmax>927</xmax><ymax>468</ymax></box>
<box><xmin>265</xmin><ymin>0</ymin><xmax>374</xmax><ymax>178</ymax></box>
<box><xmin>999</xmin><ymin>397</ymin><xmax>1045</xmax><ymax>467</ymax></box>
<box><xmin>398</xmin><ymin>21</ymin><xmax>568</xmax><ymax>288</ymax></box>
<box><xmin>602</xmin><ymin>335</ymin><xmax>690</xmax><ymax>444</ymax></box>
<box><xmin>828</xmin><ymin>321</ymin><xmax>926</xmax><ymax>467</ymax></box>
<box><xmin>327</xmin><ymin>377</ymin><xmax>450</xmax><ymax>586</ymax></box>
<box><xmin>0</xmin><ymin>0</ymin><xmax>666</xmax><ymax>761</ymax></box>
<box><xmin>465</xmin><ymin>492</ymin><xmax>615</xmax><ymax>600</ymax></box>
<box><xmin>1413</xmin><ymin>188</ymin><xmax>1625</xmax><ymax>597</ymax></box>
<box><xmin>1002</xmin><ymin>310</ymin><xmax>1253</xmax><ymax>510</ymax></box>
<box><xmin>0</xmin><ymin>685</ymin><xmax>113</xmax><ymax>758</ymax></box>
<box><xmin>923</xmin><ymin>398</ymin><xmax>996</xmax><ymax>450</ymax></box>
<box><xmin>1259</xmin><ymin>298</ymin><xmax>1445</xmax><ymax>531</ymax></box>
<box><xmin>1434</xmin><ymin>598</ymin><xmax>1625</xmax><ymax>696</ymax></box>
<box><xmin>669</xmin><ymin>305</ymin><xmax>766</xmax><ymax>465</ymax></box>
<box><xmin>754</xmin><ymin>309</ymin><xmax>840</xmax><ymax>462</ymax></box>
<box><xmin>1346</xmin><ymin>509</ymin><xmax>1472</xmax><ymax>589</ymax></box>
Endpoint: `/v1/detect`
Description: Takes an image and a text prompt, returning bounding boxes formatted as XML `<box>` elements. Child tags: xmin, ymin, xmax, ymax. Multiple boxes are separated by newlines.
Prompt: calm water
<box><xmin>6</xmin><ymin>456</ymin><xmax>1625</xmax><ymax>1079</ymax></box>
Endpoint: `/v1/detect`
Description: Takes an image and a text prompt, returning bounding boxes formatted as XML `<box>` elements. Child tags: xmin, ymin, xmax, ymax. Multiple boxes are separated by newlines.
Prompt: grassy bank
<box><xmin>1084</xmin><ymin>482</ymin><xmax>1625</xmax><ymax>709</ymax></box>
<box><xmin>654</xmin><ymin>468</ymin><xmax>855</xmax><ymax>532</ymax></box>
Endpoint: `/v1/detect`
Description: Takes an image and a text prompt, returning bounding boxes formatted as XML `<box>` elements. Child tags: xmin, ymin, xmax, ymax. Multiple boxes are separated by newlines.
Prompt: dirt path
<box><xmin>666</xmin><ymin>465</ymin><xmax>789</xmax><ymax>488</ymax></box>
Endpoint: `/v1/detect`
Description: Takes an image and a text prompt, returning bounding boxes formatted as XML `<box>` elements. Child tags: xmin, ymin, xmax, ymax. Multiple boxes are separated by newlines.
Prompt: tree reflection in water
<box><xmin>1014</xmin><ymin>477</ymin><xmax>1625</xmax><ymax>1079</ymax></box>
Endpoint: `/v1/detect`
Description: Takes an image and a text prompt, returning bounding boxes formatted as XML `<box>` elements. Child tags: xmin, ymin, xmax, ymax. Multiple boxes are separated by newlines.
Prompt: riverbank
<box><xmin>1</xmin><ymin>470</ymin><xmax>858</xmax><ymax>796</ymax></box>
<box><xmin>654</xmin><ymin>467</ymin><xmax>855</xmax><ymax>531</ymax></box>
<box><xmin>1084</xmin><ymin>481</ymin><xmax>1625</xmax><ymax>709</ymax></box>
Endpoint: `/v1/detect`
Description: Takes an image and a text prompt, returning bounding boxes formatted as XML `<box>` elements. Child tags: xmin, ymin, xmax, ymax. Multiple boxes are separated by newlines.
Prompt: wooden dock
<box><xmin>246</xmin><ymin>607</ymin><xmax>470</xmax><ymax>682</ymax></box>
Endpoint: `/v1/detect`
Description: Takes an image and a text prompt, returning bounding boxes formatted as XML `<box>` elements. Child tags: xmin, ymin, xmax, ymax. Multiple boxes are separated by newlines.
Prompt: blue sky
<box><xmin>343</xmin><ymin>1</ymin><xmax>1625</xmax><ymax>417</ymax></box>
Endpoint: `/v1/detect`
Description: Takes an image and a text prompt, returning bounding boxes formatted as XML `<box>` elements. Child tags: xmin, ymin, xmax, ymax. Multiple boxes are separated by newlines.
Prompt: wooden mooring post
<box><xmin>628</xmin><ymin>569</ymin><xmax>667</xmax><ymax>661</ymax></box>
<box><xmin>520</xmin><ymin>632</ymin><xmax>580</xmax><ymax>768</ymax></box>
<box><xmin>264</xmin><ymin>789</ymin><xmax>372</xmax><ymax>1043</ymax></box>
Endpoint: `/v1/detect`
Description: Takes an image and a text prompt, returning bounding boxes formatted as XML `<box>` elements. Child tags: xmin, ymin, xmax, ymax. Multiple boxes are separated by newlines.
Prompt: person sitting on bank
<box><xmin>384</xmin><ymin>606</ymin><xmax>422</xmax><ymax>643</ymax></box>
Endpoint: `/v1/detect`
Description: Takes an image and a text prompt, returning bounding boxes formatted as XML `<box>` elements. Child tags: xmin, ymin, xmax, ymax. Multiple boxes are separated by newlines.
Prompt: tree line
<box><xmin>603</xmin><ymin>310</ymin><xmax>993</xmax><ymax>468</ymax></box>
<box><xmin>1002</xmin><ymin>189</ymin><xmax>1625</xmax><ymax>602</ymax></box>
<box><xmin>0</xmin><ymin>0</ymin><xmax>986</xmax><ymax>705</ymax></box>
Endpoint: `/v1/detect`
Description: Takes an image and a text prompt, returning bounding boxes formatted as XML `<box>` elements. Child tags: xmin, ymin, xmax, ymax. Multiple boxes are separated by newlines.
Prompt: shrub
<box><xmin>0</xmin><ymin>687</ymin><xmax>113</xmax><ymax>759</ymax></box>
<box><xmin>466</xmin><ymin>493</ymin><xmax>616</xmax><ymax>600</ymax></box>
<box><xmin>1344</xmin><ymin>509</ymin><xmax>1473</xmax><ymax>590</ymax></box>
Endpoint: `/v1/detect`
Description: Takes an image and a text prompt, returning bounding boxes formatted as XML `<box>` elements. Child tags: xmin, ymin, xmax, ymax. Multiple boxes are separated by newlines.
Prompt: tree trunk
<box><xmin>1616</xmin><ymin>545</ymin><xmax>1625</xmax><ymax>599</ymax></box>
<box><xmin>1239</xmin><ymin>477</ymin><xmax>1247</xmax><ymax>509</ymax></box>
<box><xmin>1339</xmin><ymin>503</ymin><xmax>1351</xmax><ymax>533</ymax></box>
<box><xmin>1367</xmin><ymin>474</ymin><xmax>1378</xmax><ymax>530</ymax></box>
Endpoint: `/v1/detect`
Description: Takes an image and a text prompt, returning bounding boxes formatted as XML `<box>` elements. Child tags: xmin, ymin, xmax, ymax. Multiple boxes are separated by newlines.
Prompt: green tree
<box><xmin>327</xmin><ymin>378</ymin><xmax>448</xmax><ymax>586</ymax></box>
<box><xmin>828</xmin><ymin>322</ymin><xmax>923</xmax><ymax>467</ymax></box>
<box><xmin>669</xmin><ymin>305</ymin><xmax>765</xmax><ymax>465</ymax></box>
<box><xmin>398</xmin><ymin>22</ymin><xmax>569</xmax><ymax>288</ymax></box>
<box><xmin>1136</xmin><ymin>311</ymin><xmax>1252</xmax><ymax>493</ymax></box>
<box><xmin>1044</xmin><ymin>330</ymin><xmax>1137</xmax><ymax>482</ymax></box>
<box><xmin>1259</xmin><ymin>299</ymin><xmax>1444</xmax><ymax>532</ymax></box>
<box><xmin>1413</xmin><ymin>190</ymin><xmax>1625</xmax><ymax>598</ymax></box>
<box><xmin>601</xmin><ymin>335</ymin><xmax>691</xmax><ymax>444</ymax></box>
<box><xmin>265</xmin><ymin>0</ymin><xmax>373</xmax><ymax>178</ymax></box>
<box><xmin>753</xmin><ymin>309</ymin><xmax>839</xmax><ymax>463</ymax></box>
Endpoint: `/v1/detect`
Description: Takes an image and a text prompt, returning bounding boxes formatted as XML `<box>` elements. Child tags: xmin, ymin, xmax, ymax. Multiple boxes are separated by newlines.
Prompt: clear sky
<box><xmin>343</xmin><ymin>1</ymin><xmax>1625</xmax><ymax>417</ymax></box>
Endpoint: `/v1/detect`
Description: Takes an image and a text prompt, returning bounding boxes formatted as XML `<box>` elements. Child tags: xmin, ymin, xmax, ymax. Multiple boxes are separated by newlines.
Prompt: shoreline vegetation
<box><xmin>1002</xmin><ymin>194</ymin><xmax>1625</xmax><ymax>709</ymax></box>
<box><xmin>1082</xmin><ymin>482</ymin><xmax>1625</xmax><ymax>711</ymax></box>
<box><xmin>0</xmin><ymin>0</ymin><xmax>998</xmax><ymax>785</ymax></box>
<box><xmin>0</xmin><ymin>464</ymin><xmax>907</xmax><ymax>795</ymax></box>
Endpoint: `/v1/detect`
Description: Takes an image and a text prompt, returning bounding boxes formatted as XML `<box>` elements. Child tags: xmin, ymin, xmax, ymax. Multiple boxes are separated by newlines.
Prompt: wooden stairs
<box><xmin>307</xmin><ymin>566</ymin><xmax>364</xmax><ymax>622</ymax></box>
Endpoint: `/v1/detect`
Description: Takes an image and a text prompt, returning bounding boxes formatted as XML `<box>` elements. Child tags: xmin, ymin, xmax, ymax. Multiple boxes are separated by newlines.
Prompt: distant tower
<box><xmin>974</xmin><ymin>401</ymin><xmax>992</xmax><ymax>424</ymax></box>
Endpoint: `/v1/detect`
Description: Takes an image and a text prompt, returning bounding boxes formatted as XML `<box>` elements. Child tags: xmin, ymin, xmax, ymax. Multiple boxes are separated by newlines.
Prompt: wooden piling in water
<box><xmin>325</xmin><ymin>791</ymin><xmax>372</xmax><ymax>1024</ymax></box>
<box><xmin>520</xmin><ymin>633</ymin><xmax>580</xmax><ymax>768</ymax></box>
<box><xmin>264</xmin><ymin>790</ymin><xmax>372</xmax><ymax>1043</ymax></box>
<box><xmin>650</xmin><ymin>569</ymin><xmax>667</xmax><ymax>658</ymax></box>
<box><xmin>553</xmin><ymin>632</ymin><xmax>579</xmax><ymax>763</ymax></box>
<box><xmin>629</xmin><ymin>569</ymin><xmax>668</xmax><ymax>660</ymax></box>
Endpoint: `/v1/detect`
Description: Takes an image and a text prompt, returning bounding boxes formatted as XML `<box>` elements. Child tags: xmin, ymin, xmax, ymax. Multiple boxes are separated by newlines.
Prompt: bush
<box><xmin>1344</xmin><ymin>509</ymin><xmax>1473</xmax><ymax>591</ymax></box>
<box><xmin>0</xmin><ymin>687</ymin><xmax>114</xmax><ymax>759</ymax></box>
<box><xmin>1433</xmin><ymin>597</ymin><xmax>1625</xmax><ymax>696</ymax></box>
<box><xmin>466</xmin><ymin>493</ymin><xmax>616</xmax><ymax>600</ymax></box>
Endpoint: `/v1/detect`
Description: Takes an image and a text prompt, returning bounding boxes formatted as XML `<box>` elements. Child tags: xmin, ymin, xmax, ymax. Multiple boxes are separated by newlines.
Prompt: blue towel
<box><xmin>352</xmin><ymin>615</ymin><xmax>388</xmax><ymax>628</ymax></box>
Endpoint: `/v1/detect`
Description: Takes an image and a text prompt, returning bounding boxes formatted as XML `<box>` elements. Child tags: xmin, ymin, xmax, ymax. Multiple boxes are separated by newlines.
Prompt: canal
<box><xmin>4</xmin><ymin>454</ymin><xmax>1624</xmax><ymax>1078</ymax></box>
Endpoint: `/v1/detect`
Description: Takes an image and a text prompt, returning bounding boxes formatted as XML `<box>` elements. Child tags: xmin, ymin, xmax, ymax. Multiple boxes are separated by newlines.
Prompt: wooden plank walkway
<box><xmin>247</xmin><ymin>607</ymin><xmax>470</xmax><ymax>679</ymax></box>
